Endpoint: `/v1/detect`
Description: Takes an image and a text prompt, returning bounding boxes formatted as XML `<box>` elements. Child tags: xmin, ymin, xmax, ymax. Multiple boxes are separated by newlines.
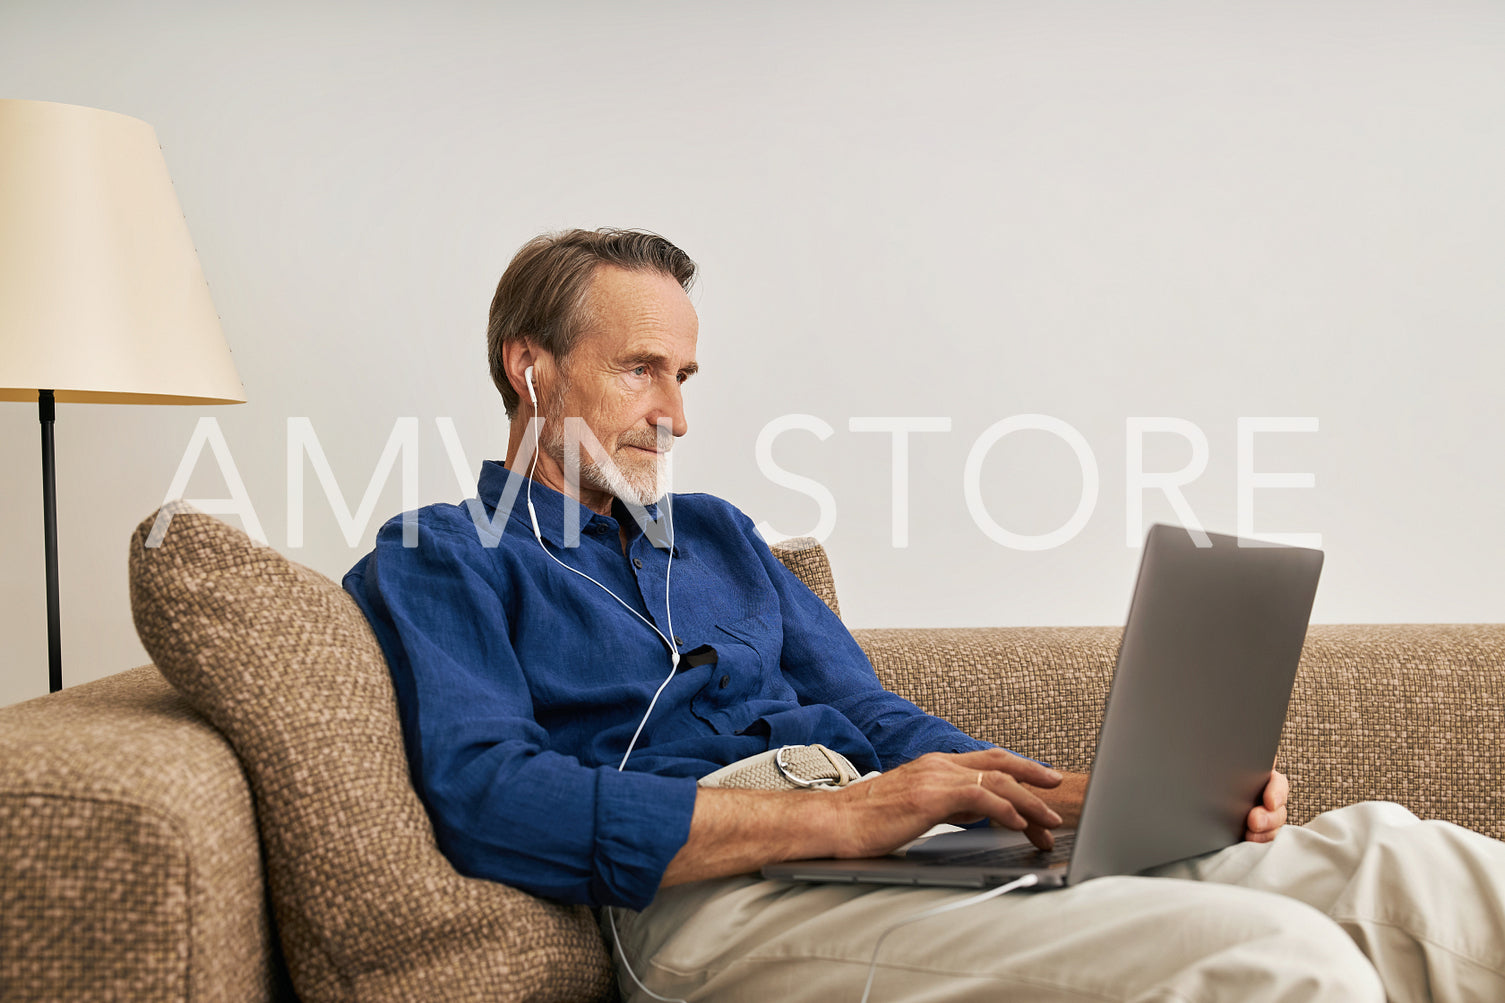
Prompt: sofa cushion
<box><xmin>128</xmin><ymin>504</ymin><xmax>615</xmax><ymax>1003</ymax></box>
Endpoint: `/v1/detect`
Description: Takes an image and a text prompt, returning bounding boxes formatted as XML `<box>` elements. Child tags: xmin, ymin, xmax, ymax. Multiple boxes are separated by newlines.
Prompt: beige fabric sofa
<box><xmin>2</xmin><ymin>513</ymin><xmax>1501</xmax><ymax>1001</ymax></box>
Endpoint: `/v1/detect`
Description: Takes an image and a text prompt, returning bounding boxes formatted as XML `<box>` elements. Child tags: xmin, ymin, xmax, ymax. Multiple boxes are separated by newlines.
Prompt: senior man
<box><xmin>346</xmin><ymin>228</ymin><xmax>1504</xmax><ymax>1002</ymax></box>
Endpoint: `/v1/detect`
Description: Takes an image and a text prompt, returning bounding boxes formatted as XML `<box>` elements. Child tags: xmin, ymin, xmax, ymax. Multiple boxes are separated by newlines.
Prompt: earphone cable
<box><xmin>606</xmin><ymin>904</ymin><xmax>689</xmax><ymax>1003</ymax></box>
<box><xmin>523</xmin><ymin>410</ymin><xmax>689</xmax><ymax>1003</ymax></box>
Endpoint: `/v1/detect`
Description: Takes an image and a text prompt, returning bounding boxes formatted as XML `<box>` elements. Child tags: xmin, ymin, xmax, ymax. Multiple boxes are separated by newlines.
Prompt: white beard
<box><xmin>578</xmin><ymin>444</ymin><xmax>671</xmax><ymax>508</ymax></box>
<box><xmin>540</xmin><ymin>414</ymin><xmax>672</xmax><ymax>507</ymax></box>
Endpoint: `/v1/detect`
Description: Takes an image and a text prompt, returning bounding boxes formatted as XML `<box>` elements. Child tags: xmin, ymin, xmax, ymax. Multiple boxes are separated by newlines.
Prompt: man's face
<box><xmin>536</xmin><ymin>265</ymin><xmax>699</xmax><ymax>509</ymax></box>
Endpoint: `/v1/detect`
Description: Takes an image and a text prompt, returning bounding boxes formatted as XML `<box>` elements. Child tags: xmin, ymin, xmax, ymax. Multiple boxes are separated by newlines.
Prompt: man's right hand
<box><xmin>827</xmin><ymin>748</ymin><xmax>1065</xmax><ymax>857</ymax></box>
<box><xmin>660</xmin><ymin>749</ymin><xmax>1064</xmax><ymax>889</ymax></box>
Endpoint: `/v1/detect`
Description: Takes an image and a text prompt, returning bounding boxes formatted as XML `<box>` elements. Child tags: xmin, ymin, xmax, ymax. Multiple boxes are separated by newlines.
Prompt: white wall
<box><xmin>2</xmin><ymin>0</ymin><xmax>1502</xmax><ymax>707</ymax></box>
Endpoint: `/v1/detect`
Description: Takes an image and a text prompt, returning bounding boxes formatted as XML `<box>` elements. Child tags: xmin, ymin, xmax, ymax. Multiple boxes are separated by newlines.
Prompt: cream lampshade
<box><xmin>0</xmin><ymin>99</ymin><xmax>246</xmax><ymax>693</ymax></box>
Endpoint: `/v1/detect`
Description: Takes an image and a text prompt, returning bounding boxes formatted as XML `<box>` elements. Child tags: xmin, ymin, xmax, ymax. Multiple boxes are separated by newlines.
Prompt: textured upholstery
<box><xmin>127</xmin><ymin>505</ymin><xmax>615</xmax><ymax>1003</ymax></box>
<box><xmin>0</xmin><ymin>666</ymin><xmax>282</xmax><ymax>1002</ymax></box>
<box><xmin>769</xmin><ymin>535</ymin><xmax>842</xmax><ymax>619</ymax></box>
<box><xmin>1282</xmin><ymin>624</ymin><xmax>1505</xmax><ymax>837</ymax></box>
<box><xmin>855</xmin><ymin>623</ymin><xmax>1505</xmax><ymax>838</ymax></box>
<box><xmin>853</xmin><ymin>627</ymin><xmax>1118</xmax><ymax>775</ymax></box>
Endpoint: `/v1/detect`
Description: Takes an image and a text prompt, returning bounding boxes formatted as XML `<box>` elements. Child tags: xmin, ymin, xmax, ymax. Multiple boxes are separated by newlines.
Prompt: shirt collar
<box><xmin>475</xmin><ymin>460</ymin><xmax>676</xmax><ymax>552</ymax></box>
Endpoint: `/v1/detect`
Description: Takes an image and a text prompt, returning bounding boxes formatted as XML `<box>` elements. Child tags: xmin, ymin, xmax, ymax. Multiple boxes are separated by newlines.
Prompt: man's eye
<box><xmin>632</xmin><ymin>365</ymin><xmax>648</xmax><ymax>377</ymax></box>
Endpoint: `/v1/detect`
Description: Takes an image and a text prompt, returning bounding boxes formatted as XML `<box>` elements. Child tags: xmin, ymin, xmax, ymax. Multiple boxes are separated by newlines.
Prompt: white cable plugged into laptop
<box><xmin>859</xmin><ymin>873</ymin><xmax>1039</xmax><ymax>1003</ymax></box>
<box><xmin>610</xmin><ymin>869</ymin><xmax>1040</xmax><ymax>1003</ymax></box>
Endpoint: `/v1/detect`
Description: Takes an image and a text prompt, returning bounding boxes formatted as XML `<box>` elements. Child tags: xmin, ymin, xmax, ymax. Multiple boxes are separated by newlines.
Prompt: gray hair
<box><xmin>486</xmin><ymin>228</ymin><xmax>697</xmax><ymax>418</ymax></box>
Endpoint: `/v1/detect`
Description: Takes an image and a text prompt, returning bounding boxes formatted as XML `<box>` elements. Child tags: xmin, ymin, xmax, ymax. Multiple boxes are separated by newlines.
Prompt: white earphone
<box><xmin>524</xmin><ymin>364</ymin><xmax>538</xmax><ymax>406</ymax></box>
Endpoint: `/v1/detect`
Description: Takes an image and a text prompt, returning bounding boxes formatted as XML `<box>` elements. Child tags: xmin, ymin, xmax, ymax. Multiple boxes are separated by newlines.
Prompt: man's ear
<box><xmin>501</xmin><ymin>339</ymin><xmax>539</xmax><ymax>411</ymax></box>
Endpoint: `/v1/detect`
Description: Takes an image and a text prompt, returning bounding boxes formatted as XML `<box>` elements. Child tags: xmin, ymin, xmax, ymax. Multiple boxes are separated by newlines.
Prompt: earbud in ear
<box><xmin>524</xmin><ymin>365</ymin><xmax>538</xmax><ymax>406</ymax></box>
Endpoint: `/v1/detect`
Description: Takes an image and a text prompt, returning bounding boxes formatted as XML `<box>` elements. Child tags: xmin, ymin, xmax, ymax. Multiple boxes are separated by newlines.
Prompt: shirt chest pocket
<box><xmin>689</xmin><ymin>611</ymin><xmax>792</xmax><ymax>732</ymax></box>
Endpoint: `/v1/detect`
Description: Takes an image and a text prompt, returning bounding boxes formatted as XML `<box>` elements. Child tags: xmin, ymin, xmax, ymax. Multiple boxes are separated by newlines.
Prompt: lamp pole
<box><xmin>39</xmin><ymin>389</ymin><xmax>61</xmax><ymax>692</ymax></box>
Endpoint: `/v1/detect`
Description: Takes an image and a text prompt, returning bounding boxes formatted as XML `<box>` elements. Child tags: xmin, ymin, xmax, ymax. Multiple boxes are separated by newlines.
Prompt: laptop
<box><xmin>762</xmin><ymin>523</ymin><xmax>1323</xmax><ymax>889</ymax></box>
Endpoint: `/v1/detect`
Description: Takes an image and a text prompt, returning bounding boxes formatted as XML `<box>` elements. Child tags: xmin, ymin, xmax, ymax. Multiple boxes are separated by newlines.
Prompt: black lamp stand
<box><xmin>39</xmin><ymin>389</ymin><xmax>62</xmax><ymax>692</ymax></box>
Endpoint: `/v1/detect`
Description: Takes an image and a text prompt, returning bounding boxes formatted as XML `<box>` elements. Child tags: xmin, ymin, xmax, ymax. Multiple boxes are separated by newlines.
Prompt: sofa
<box><xmin>1</xmin><ymin>507</ymin><xmax>1501</xmax><ymax>1002</ymax></box>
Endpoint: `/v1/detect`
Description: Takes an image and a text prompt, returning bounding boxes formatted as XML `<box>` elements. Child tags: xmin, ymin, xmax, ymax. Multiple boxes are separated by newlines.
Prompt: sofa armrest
<box><xmin>0</xmin><ymin>666</ymin><xmax>288</xmax><ymax>1002</ymax></box>
<box><xmin>855</xmin><ymin>623</ymin><xmax>1505</xmax><ymax>838</ymax></box>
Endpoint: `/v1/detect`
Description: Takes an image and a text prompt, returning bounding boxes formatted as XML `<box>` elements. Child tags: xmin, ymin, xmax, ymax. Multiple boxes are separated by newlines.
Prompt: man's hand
<box><xmin>660</xmin><ymin>748</ymin><xmax>1064</xmax><ymax>888</ymax></box>
<box><xmin>1246</xmin><ymin>769</ymin><xmax>1289</xmax><ymax>843</ymax></box>
<box><xmin>829</xmin><ymin>749</ymin><xmax>1066</xmax><ymax>856</ymax></box>
<box><xmin>1022</xmin><ymin>769</ymin><xmax>1088</xmax><ymax>829</ymax></box>
<box><xmin>1027</xmin><ymin>767</ymin><xmax>1290</xmax><ymax>844</ymax></box>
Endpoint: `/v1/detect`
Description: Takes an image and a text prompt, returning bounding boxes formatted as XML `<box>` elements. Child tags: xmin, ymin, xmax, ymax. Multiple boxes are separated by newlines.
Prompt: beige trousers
<box><xmin>611</xmin><ymin>802</ymin><xmax>1505</xmax><ymax>1002</ymax></box>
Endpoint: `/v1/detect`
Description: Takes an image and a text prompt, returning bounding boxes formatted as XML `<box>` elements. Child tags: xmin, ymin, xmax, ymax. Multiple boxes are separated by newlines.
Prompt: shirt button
<box><xmin>719</xmin><ymin>674</ymin><xmax>730</xmax><ymax>689</ymax></box>
<box><xmin>633</xmin><ymin>558</ymin><xmax>643</xmax><ymax>569</ymax></box>
<box><xmin>673</xmin><ymin>635</ymin><xmax>683</xmax><ymax>646</ymax></box>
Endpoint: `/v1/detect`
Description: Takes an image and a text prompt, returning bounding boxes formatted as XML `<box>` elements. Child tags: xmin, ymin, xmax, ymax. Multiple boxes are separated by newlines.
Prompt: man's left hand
<box><xmin>1031</xmin><ymin>768</ymin><xmax>1289</xmax><ymax>843</ymax></box>
<box><xmin>1245</xmin><ymin>770</ymin><xmax>1289</xmax><ymax>843</ymax></box>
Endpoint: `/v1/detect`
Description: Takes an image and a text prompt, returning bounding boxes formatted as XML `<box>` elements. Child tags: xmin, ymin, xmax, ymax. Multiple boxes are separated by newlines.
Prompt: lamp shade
<box><xmin>0</xmin><ymin>99</ymin><xmax>244</xmax><ymax>405</ymax></box>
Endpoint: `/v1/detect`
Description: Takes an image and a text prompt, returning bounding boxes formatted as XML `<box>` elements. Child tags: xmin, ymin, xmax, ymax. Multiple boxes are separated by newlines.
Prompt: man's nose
<box><xmin>654</xmin><ymin>379</ymin><xmax>689</xmax><ymax>440</ymax></box>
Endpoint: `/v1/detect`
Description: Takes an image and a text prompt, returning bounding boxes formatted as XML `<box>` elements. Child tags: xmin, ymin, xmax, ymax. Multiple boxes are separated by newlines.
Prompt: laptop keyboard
<box><xmin>937</xmin><ymin>829</ymin><xmax>1077</xmax><ymax>869</ymax></box>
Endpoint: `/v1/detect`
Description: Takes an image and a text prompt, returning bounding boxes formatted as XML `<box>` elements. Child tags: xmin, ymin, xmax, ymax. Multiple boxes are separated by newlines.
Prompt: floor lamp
<box><xmin>0</xmin><ymin>99</ymin><xmax>246</xmax><ymax>694</ymax></box>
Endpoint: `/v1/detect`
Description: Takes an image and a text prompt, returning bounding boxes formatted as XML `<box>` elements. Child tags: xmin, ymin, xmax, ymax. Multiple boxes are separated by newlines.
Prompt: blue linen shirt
<box><xmin>343</xmin><ymin>460</ymin><xmax>991</xmax><ymax>910</ymax></box>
